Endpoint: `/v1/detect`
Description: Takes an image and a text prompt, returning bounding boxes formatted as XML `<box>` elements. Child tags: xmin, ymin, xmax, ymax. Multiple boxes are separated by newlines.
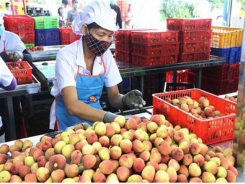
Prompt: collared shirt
<box><xmin>51</xmin><ymin>38</ymin><xmax>122</xmax><ymax>97</ymax></box>
<box><xmin>49</xmin><ymin>38</ymin><xmax>122</xmax><ymax>129</ymax></box>
<box><xmin>0</xmin><ymin>30</ymin><xmax>26</xmax><ymax>53</ymax></box>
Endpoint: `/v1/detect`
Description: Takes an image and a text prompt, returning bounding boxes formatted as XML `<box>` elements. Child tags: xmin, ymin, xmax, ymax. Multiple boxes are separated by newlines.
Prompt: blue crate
<box><xmin>229</xmin><ymin>46</ymin><xmax>241</xmax><ymax>63</ymax></box>
<box><xmin>118</xmin><ymin>77</ymin><xmax>130</xmax><ymax>90</ymax></box>
<box><xmin>35</xmin><ymin>28</ymin><xmax>60</xmax><ymax>46</ymax></box>
<box><xmin>211</xmin><ymin>47</ymin><xmax>230</xmax><ymax>63</ymax></box>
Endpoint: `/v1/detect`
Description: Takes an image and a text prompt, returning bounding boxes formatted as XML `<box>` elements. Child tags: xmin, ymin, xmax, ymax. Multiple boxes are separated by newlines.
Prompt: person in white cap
<box><xmin>49</xmin><ymin>0</ymin><xmax>145</xmax><ymax>131</ymax></box>
<box><xmin>0</xmin><ymin>16</ymin><xmax>33</xmax><ymax>64</ymax></box>
<box><xmin>0</xmin><ymin>57</ymin><xmax>17</xmax><ymax>142</ymax></box>
<box><xmin>0</xmin><ymin>15</ymin><xmax>33</xmax><ymax>139</ymax></box>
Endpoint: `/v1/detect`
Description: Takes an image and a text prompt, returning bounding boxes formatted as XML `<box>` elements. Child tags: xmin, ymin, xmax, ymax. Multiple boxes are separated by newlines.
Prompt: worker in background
<box><xmin>58</xmin><ymin>7</ymin><xmax>66</xmax><ymax>27</ymax></box>
<box><xmin>2</xmin><ymin>2</ymin><xmax>12</xmax><ymax>16</ymax></box>
<box><xmin>66</xmin><ymin>0</ymin><xmax>79</xmax><ymax>27</ymax></box>
<box><xmin>0</xmin><ymin>57</ymin><xmax>17</xmax><ymax>143</ymax></box>
<box><xmin>61</xmin><ymin>0</ymin><xmax>71</xmax><ymax>22</ymax></box>
<box><xmin>110</xmin><ymin>0</ymin><xmax>122</xmax><ymax>29</ymax></box>
<box><xmin>0</xmin><ymin>16</ymin><xmax>33</xmax><ymax>139</ymax></box>
<box><xmin>125</xmin><ymin>2</ymin><xmax>134</xmax><ymax>28</ymax></box>
<box><xmin>0</xmin><ymin>17</ymin><xmax>33</xmax><ymax>64</ymax></box>
<box><xmin>49</xmin><ymin>0</ymin><xmax>145</xmax><ymax>131</ymax></box>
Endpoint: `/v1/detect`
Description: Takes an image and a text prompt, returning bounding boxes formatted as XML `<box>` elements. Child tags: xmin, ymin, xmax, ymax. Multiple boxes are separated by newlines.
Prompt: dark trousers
<box><xmin>0</xmin><ymin>97</ymin><xmax>22</xmax><ymax>139</ymax></box>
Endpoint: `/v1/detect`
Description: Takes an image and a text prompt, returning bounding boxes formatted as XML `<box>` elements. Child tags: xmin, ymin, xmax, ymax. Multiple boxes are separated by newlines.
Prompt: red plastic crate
<box><xmin>115</xmin><ymin>29</ymin><xmax>156</xmax><ymax>42</ymax></box>
<box><xmin>189</xmin><ymin>63</ymin><xmax>239</xmax><ymax>80</ymax></box>
<box><xmin>3</xmin><ymin>15</ymin><xmax>34</xmax><ymax>31</ymax></box>
<box><xmin>188</xmin><ymin>72</ymin><xmax>238</xmax><ymax>95</ymax></box>
<box><xmin>13</xmin><ymin>31</ymin><xmax>35</xmax><ymax>44</ymax></box>
<box><xmin>132</xmin><ymin>42</ymin><xmax>179</xmax><ymax>57</ymax></box>
<box><xmin>179</xmin><ymin>30</ymin><xmax>212</xmax><ymax>42</ymax></box>
<box><xmin>179</xmin><ymin>52</ymin><xmax>210</xmax><ymax>62</ymax></box>
<box><xmin>166</xmin><ymin>70</ymin><xmax>189</xmax><ymax>82</ymax></box>
<box><xmin>115</xmin><ymin>50</ymin><xmax>131</xmax><ymax>62</ymax></box>
<box><xmin>115</xmin><ymin>41</ymin><xmax>132</xmax><ymax>53</ymax></box>
<box><xmin>59</xmin><ymin>28</ymin><xmax>81</xmax><ymax>45</ymax></box>
<box><xmin>132</xmin><ymin>53</ymin><xmax>178</xmax><ymax>66</ymax></box>
<box><xmin>6</xmin><ymin>61</ymin><xmax>32</xmax><ymax>84</ymax></box>
<box><xmin>180</xmin><ymin>41</ymin><xmax>211</xmax><ymax>53</ymax></box>
<box><xmin>131</xmin><ymin>30</ymin><xmax>179</xmax><ymax>45</ymax></box>
<box><xmin>167</xmin><ymin>18</ymin><xmax>212</xmax><ymax>31</ymax></box>
<box><xmin>153</xmin><ymin>89</ymin><xmax>236</xmax><ymax>145</ymax></box>
<box><xmin>115</xmin><ymin>29</ymin><xmax>132</xmax><ymax>42</ymax></box>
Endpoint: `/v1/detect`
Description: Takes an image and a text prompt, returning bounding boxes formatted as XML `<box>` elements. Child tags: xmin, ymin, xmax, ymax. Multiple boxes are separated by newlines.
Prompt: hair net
<box><xmin>72</xmin><ymin>0</ymin><xmax>117</xmax><ymax>35</ymax></box>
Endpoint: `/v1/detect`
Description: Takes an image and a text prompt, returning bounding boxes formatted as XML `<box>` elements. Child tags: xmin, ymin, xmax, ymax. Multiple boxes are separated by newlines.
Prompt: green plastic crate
<box><xmin>34</xmin><ymin>16</ymin><xmax>58</xmax><ymax>29</ymax></box>
<box><xmin>25</xmin><ymin>43</ymin><xmax>35</xmax><ymax>47</ymax></box>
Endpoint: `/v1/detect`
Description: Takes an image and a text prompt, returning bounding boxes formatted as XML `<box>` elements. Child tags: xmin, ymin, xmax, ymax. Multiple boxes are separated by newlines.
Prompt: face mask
<box><xmin>0</xmin><ymin>26</ymin><xmax>5</xmax><ymax>36</ymax></box>
<box><xmin>83</xmin><ymin>30</ymin><xmax>112</xmax><ymax>56</ymax></box>
<box><xmin>59</xmin><ymin>10</ymin><xmax>63</xmax><ymax>14</ymax></box>
<box><xmin>73</xmin><ymin>3</ymin><xmax>78</xmax><ymax>9</ymax></box>
<box><xmin>6</xmin><ymin>7</ymin><xmax>10</xmax><ymax>11</ymax></box>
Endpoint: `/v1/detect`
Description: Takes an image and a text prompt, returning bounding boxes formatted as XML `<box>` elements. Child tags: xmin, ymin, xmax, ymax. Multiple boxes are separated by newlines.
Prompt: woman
<box><xmin>0</xmin><ymin>17</ymin><xmax>33</xmax><ymax>64</ymax></box>
<box><xmin>66</xmin><ymin>0</ymin><xmax>79</xmax><ymax>27</ymax></box>
<box><xmin>0</xmin><ymin>16</ymin><xmax>32</xmax><ymax>139</ymax></box>
<box><xmin>50</xmin><ymin>0</ymin><xmax>145</xmax><ymax>131</ymax></box>
<box><xmin>58</xmin><ymin>7</ymin><xmax>66</xmax><ymax>27</ymax></box>
<box><xmin>0</xmin><ymin>57</ymin><xmax>17</xmax><ymax>142</ymax></box>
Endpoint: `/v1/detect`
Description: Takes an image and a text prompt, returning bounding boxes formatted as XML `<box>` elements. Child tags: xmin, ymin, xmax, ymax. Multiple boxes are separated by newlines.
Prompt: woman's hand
<box><xmin>122</xmin><ymin>90</ymin><xmax>146</xmax><ymax>109</ymax></box>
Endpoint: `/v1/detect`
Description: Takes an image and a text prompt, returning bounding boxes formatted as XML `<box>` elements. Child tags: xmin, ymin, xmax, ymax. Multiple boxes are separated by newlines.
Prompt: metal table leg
<box><xmin>197</xmin><ymin>68</ymin><xmax>203</xmax><ymax>88</ymax></box>
<box><xmin>140</xmin><ymin>76</ymin><xmax>144</xmax><ymax>94</ymax></box>
<box><xmin>6</xmin><ymin>96</ymin><xmax>16</xmax><ymax>140</ymax></box>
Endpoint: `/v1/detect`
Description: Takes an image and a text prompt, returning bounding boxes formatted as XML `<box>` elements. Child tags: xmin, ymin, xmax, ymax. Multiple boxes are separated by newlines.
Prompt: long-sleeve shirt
<box><xmin>0</xmin><ymin>57</ymin><xmax>17</xmax><ymax>90</ymax></box>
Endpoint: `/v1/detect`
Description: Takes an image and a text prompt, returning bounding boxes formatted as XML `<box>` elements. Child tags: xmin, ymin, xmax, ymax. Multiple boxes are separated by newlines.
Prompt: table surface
<box><xmin>31</xmin><ymin>55</ymin><xmax>226</xmax><ymax>83</ymax></box>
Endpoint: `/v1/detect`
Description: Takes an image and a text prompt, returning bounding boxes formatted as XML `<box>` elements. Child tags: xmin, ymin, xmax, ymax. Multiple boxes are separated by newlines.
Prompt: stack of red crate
<box><xmin>167</xmin><ymin>18</ymin><xmax>212</xmax><ymax>62</ymax></box>
<box><xmin>59</xmin><ymin>27</ymin><xmax>81</xmax><ymax>45</ymax></box>
<box><xmin>188</xmin><ymin>63</ymin><xmax>239</xmax><ymax>95</ymax></box>
<box><xmin>114</xmin><ymin>29</ymin><xmax>133</xmax><ymax>62</ymax></box>
<box><xmin>3</xmin><ymin>15</ymin><xmax>35</xmax><ymax>46</ymax></box>
<box><xmin>130</xmin><ymin>30</ymin><xmax>179</xmax><ymax>66</ymax></box>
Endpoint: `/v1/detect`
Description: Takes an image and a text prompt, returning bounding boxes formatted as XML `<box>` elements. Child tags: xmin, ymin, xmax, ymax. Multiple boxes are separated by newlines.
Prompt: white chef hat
<box><xmin>72</xmin><ymin>0</ymin><xmax>117</xmax><ymax>35</ymax></box>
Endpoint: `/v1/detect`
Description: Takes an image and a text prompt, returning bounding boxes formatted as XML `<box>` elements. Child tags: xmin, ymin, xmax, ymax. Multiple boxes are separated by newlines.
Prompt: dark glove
<box><xmin>122</xmin><ymin>89</ymin><xmax>146</xmax><ymax>109</ymax></box>
<box><xmin>103</xmin><ymin>112</ymin><xmax>117</xmax><ymax>123</ymax></box>
<box><xmin>81</xmin><ymin>122</ymin><xmax>91</xmax><ymax>130</ymax></box>
<box><xmin>9</xmin><ymin>51</ymin><xmax>23</xmax><ymax>61</ymax></box>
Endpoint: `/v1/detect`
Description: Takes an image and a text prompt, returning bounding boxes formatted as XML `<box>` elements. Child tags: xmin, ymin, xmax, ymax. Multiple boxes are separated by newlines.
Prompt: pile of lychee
<box><xmin>0</xmin><ymin>114</ymin><xmax>239</xmax><ymax>182</ymax></box>
<box><xmin>165</xmin><ymin>96</ymin><xmax>224</xmax><ymax>119</ymax></box>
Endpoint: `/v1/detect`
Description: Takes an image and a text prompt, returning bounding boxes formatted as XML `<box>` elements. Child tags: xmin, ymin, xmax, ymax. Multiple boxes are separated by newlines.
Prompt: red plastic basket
<box><xmin>166</xmin><ymin>70</ymin><xmax>189</xmax><ymax>83</ymax></box>
<box><xmin>6</xmin><ymin>61</ymin><xmax>32</xmax><ymax>84</ymax></box>
<box><xmin>132</xmin><ymin>53</ymin><xmax>178</xmax><ymax>66</ymax></box>
<box><xmin>132</xmin><ymin>42</ymin><xmax>179</xmax><ymax>57</ymax></box>
<box><xmin>59</xmin><ymin>28</ymin><xmax>81</xmax><ymax>45</ymax></box>
<box><xmin>115</xmin><ymin>29</ymin><xmax>132</xmax><ymax>42</ymax></box>
<box><xmin>115</xmin><ymin>41</ymin><xmax>132</xmax><ymax>53</ymax></box>
<box><xmin>188</xmin><ymin>72</ymin><xmax>238</xmax><ymax>95</ymax></box>
<box><xmin>131</xmin><ymin>30</ymin><xmax>179</xmax><ymax>45</ymax></box>
<box><xmin>153</xmin><ymin>89</ymin><xmax>236</xmax><ymax>145</ymax></box>
<box><xmin>167</xmin><ymin>18</ymin><xmax>212</xmax><ymax>31</ymax></box>
<box><xmin>180</xmin><ymin>41</ymin><xmax>211</xmax><ymax>53</ymax></box>
<box><xmin>115</xmin><ymin>29</ymin><xmax>156</xmax><ymax>42</ymax></box>
<box><xmin>179</xmin><ymin>52</ymin><xmax>210</xmax><ymax>62</ymax></box>
<box><xmin>3</xmin><ymin>15</ymin><xmax>34</xmax><ymax>31</ymax></box>
<box><xmin>179</xmin><ymin>30</ymin><xmax>212</xmax><ymax>42</ymax></box>
<box><xmin>13</xmin><ymin>31</ymin><xmax>35</xmax><ymax>44</ymax></box>
<box><xmin>115</xmin><ymin>50</ymin><xmax>131</xmax><ymax>62</ymax></box>
<box><xmin>189</xmin><ymin>63</ymin><xmax>239</xmax><ymax>80</ymax></box>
